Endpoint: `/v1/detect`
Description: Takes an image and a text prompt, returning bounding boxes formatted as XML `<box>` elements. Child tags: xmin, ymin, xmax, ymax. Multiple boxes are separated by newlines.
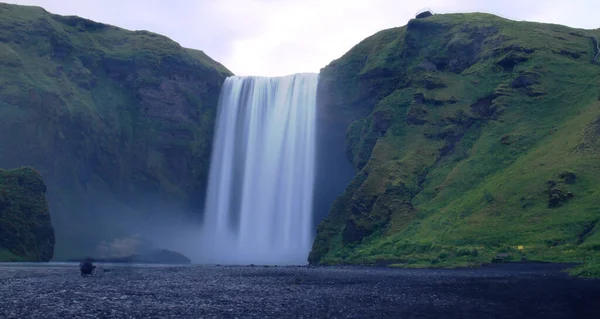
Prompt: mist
<box><xmin>49</xmin><ymin>189</ymin><xmax>207</xmax><ymax>263</ymax></box>
<box><xmin>45</xmin><ymin>80</ymin><xmax>358</xmax><ymax>265</ymax></box>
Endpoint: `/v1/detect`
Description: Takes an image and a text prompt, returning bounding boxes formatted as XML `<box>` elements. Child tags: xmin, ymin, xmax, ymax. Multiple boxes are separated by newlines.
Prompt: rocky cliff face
<box><xmin>310</xmin><ymin>13</ymin><xmax>600</xmax><ymax>267</ymax></box>
<box><xmin>0</xmin><ymin>3</ymin><xmax>232</xmax><ymax>258</ymax></box>
<box><xmin>0</xmin><ymin>167</ymin><xmax>54</xmax><ymax>261</ymax></box>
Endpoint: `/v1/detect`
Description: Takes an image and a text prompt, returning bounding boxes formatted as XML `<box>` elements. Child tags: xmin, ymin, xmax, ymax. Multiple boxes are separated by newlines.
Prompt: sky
<box><xmin>10</xmin><ymin>0</ymin><xmax>600</xmax><ymax>76</ymax></box>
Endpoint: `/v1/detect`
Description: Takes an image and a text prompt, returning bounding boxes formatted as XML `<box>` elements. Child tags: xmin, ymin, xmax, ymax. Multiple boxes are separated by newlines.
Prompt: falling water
<box><xmin>201</xmin><ymin>73</ymin><xmax>318</xmax><ymax>265</ymax></box>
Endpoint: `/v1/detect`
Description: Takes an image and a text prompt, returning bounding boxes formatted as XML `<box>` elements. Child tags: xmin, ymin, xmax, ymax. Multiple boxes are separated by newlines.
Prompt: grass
<box><xmin>568</xmin><ymin>257</ymin><xmax>600</xmax><ymax>277</ymax></box>
<box><xmin>309</xmin><ymin>12</ymin><xmax>600</xmax><ymax>277</ymax></box>
<box><xmin>0</xmin><ymin>167</ymin><xmax>54</xmax><ymax>262</ymax></box>
<box><xmin>0</xmin><ymin>249</ymin><xmax>25</xmax><ymax>262</ymax></box>
<box><xmin>0</xmin><ymin>3</ymin><xmax>233</xmax><ymax>259</ymax></box>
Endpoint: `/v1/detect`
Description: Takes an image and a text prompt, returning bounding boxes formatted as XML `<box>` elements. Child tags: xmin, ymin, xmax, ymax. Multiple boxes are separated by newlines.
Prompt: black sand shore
<box><xmin>0</xmin><ymin>262</ymin><xmax>598</xmax><ymax>318</ymax></box>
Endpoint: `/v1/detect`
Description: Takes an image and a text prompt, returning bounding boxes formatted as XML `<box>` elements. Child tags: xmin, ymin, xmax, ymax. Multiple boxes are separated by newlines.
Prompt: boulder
<box><xmin>416</xmin><ymin>11</ymin><xmax>433</xmax><ymax>19</ymax></box>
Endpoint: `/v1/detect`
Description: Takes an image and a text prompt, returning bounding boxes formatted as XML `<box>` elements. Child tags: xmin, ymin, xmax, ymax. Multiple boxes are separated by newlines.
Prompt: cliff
<box><xmin>310</xmin><ymin>13</ymin><xmax>600</xmax><ymax>269</ymax></box>
<box><xmin>0</xmin><ymin>3</ymin><xmax>232</xmax><ymax>258</ymax></box>
<box><xmin>0</xmin><ymin>167</ymin><xmax>54</xmax><ymax>261</ymax></box>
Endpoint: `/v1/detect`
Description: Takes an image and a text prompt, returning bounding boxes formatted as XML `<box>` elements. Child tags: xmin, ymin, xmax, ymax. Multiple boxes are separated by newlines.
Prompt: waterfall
<box><xmin>201</xmin><ymin>73</ymin><xmax>318</xmax><ymax>265</ymax></box>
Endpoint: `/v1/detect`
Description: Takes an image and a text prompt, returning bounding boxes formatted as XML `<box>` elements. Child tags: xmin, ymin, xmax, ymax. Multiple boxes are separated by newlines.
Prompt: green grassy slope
<box><xmin>309</xmin><ymin>12</ymin><xmax>600</xmax><ymax>272</ymax></box>
<box><xmin>0</xmin><ymin>3</ymin><xmax>233</xmax><ymax>258</ymax></box>
<box><xmin>0</xmin><ymin>167</ymin><xmax>54</xmax><ymax>261</ymax></box>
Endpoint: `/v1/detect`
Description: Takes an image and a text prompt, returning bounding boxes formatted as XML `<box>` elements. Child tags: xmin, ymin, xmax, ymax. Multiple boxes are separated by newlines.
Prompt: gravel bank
<box><xmin>0</xmin><ymin>262</ymin><xmax>598</xmax><ymax>318</ymax></box>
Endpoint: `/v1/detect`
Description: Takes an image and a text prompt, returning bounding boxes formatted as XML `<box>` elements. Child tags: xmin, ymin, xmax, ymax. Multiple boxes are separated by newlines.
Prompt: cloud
<box><xmin>11</xmin><ymin>0</ymin><xmax>600</xmax><ymax>76</ymax></box>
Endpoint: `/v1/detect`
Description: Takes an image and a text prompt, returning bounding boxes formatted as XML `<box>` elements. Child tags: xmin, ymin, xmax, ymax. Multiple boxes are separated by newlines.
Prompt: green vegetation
<box><xmin>0</xmin><ymin>167</ymin><xmax>54</xmax><ymax>261</ymax></box>
<box><xmin>569</xmin><ymin>257</ymin><xmax>600</xmax><ymax>277</ymax></box>
<box><xmin>0</xmin><ymin>3</ymin><xmax>232</xmax><ymax>258</ymax></box>
<box><xmin>309</xmin><ymin>13</ymin><xmax>600</xmax><ymax>276</ymax></box>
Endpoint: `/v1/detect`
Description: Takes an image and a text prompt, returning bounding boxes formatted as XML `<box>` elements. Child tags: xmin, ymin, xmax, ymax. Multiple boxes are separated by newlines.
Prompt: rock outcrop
<box><xmin>0</xmin><ymin>167</ymin><xmax>55</xmax><ymax>261</ymax></box>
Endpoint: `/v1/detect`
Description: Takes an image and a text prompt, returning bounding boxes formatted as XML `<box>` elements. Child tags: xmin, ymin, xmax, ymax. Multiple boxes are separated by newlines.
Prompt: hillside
<box><xmin>0</xmin><ymin>3</ymin><xmax>232</xmax><ymax>258</ymax></box>
<box><xmin>309</xmin><ymin>12</ymin><xmax>600</xmax><ymax>275</ymax></box>
<box><xmin>0</xmin><ymin>167</ymin><xmax>54</xmax><ymax>261</ymax></box>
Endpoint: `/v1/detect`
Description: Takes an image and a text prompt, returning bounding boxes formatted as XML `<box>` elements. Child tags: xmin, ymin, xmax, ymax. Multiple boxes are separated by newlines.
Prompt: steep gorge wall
<box><xmin>0</xmin><ymin>4</ymin><xmax>232</xmax><ymax>258</ymax></box>
<box><xmin>310</xmin><ymin>13</ymin><xmax>600</xmax><ymax>266</ymax></box>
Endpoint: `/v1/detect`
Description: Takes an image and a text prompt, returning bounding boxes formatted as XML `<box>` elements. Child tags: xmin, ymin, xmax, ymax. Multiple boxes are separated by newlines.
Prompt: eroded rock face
<box><xmin>0</xmin><ymin>167</ymin><xmax>55</xmax><ymax>261</ymax></box>
<box><xmin>548</xmin><ymin>188</ymin><xmax>574</xmax><ymax>208</ymax></box>
<box><xmin>0</xmin><ymin>4</ymin><xmax>233</xmax><ymax>258</ymax></box>
<box><xmin>547</xmin><ymin>171</ymin><xmax>577</xmax><ymax>208</ymax></box>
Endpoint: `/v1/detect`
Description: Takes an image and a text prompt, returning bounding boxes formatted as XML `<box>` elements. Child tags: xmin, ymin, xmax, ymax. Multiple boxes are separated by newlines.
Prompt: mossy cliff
<box><xmin>0</xmin><ymin>167</ymin><xmax>54</xmax><ymax>261</ymax></box>
<box><xmin>309</xmin><ymin>13</ymin><xmax>600</xmax><ymax>269</ymax></box>
<box><xmin>0</xmin><ymin>4</ymin><xmax>232</xmax><ymax>258</ymax></box>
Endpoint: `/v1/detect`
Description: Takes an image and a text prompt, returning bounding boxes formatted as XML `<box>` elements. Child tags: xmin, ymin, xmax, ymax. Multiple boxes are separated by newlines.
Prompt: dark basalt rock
<box><xmin>416</xmin><ymin>11</ymin><xmax>433</xmax><ymax>19</ymax></box>
<box><xmin>342</xmin><ymin>218</ymin><xmax>369</xmax><ymax>244</ymax></box>
<box><xmin>423</xmin><ymin>75</ymin><xmax>446</xmax><ymax>89</ymax></box>
<box><xmin>497</xmin><ymin>52</ymin><xmax>529</xmax><ymax>71</ymax></box>
<box><xmin>511</xmin><ymin>73</ymin><xmax>540</xmax><ymax>88</ymax></box>
<box><xmin>552</xmin><ymin>49</ymin><xmax>581</xmax><ymax>59</ymax></box>
<box><xmin>470</xmin><ymin>95</ymin><xmax>500</xmax><ymax>119</ymax></box>
<box><xmin>500</xmin><ymin>134</ymin><xmax>513</xmax><ymax>145</ymax></box>
<box><xmin>559</xmin><ymin>171</ymin><xmax>577</xmax><ymax>184</ymax></box>
<box><xmin>546</xmin><ymin>172</ymin><xmax>576</xmax><ymax>208</ymax></box>
<box><xmin>406</xmin><ymin>104</ymin><xmax>429</xmax><ymax>125</ymax></box>
<box><xmin>413</xmin><ymin>93</ymin><xmax>426</xmax><ymax>104</ymax></box>
<box><xmin>548</xmin><ymin>188</ymin><xmax>574</xmax><ymax>208</ymax></box>
<box><xmin>79</xmin><ymin>259</ymin><xmax>96</xmax><ymax>276</ymax></box>
<box><xmin>372</xmin><ymin>109</ymin><xmax>393</xmax><ymax>135</ymax></box>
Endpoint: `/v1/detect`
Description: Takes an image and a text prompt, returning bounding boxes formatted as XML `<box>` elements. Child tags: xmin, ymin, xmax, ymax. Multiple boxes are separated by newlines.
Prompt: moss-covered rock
<box><xmin>310</xmin><ymin>12</ymin><xmax>600</xmax><ymax>270</ymax></box>
<box><xmin>0</xmin><ymin>167</ymin><xmax>54</xmax><ymax>261</ymax></box>
<box><xmin>0</xmin><ymin>3</ymin><xmax>233</xmax><ymax>258</ymax></box>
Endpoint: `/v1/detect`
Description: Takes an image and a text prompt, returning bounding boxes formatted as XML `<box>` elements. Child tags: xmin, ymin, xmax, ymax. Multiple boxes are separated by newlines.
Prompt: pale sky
<box><xmin>10</xmin><ymin>0</ymin><xmax>600</xmax><ymax>76</ymax></box>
